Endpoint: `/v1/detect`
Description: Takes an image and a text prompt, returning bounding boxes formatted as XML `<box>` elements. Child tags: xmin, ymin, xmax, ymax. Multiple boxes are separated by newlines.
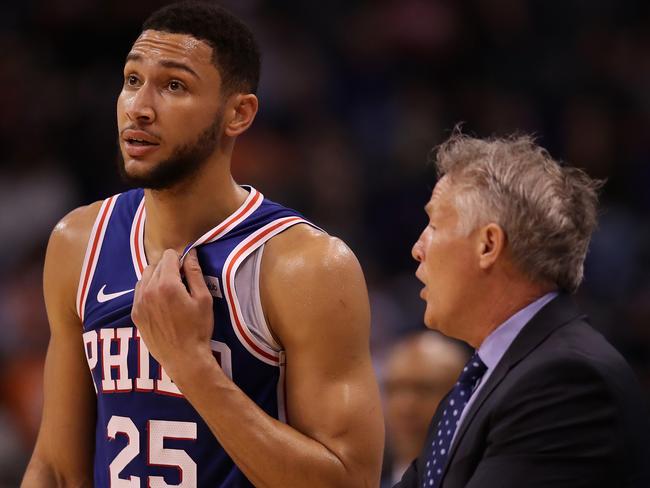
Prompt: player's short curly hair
<box><xmin>432</xmin><ymin>128</ymin><xmax>603</xmax><ymax>293</ymax></box>
<box><xmin>143</xmin><ymin>1</ymin><xmax>260</xmax><ymax>95</ymax></box>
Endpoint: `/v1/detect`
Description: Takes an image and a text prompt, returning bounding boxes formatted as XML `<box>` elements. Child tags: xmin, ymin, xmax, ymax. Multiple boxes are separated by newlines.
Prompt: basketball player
<box><xmin>21</xmin><ymin>2</ymin><xmax>384</xmax><ymax>487</ymax></box>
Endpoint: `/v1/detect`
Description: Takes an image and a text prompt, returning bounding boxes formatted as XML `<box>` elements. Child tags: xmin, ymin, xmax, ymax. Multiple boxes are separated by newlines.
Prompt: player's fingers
<box><xmin>142</xmin><ymin>262</ymin><xmax>155</xmax><ymax>280</ymax></box>
<box><xmin>150</xmin><ymin>250</ymin><xmax>185</xmax><ymax>306</ymax></box>
<box><xmin>132</xmin><ymin>266</ymin><xmax>152</xmax><ymax>325</ymax></box>
<box><xmin>137</xmin><ymin>263</ymin><xmax>155</xmax><ymax>294</ymax></box>
<box><xmin>182</xmin><ymin>248</ymin><xmax>211</xmax><ymax>301</ymax></box>
<box><xmin>158</xmin><ymin>249</ymin><xmax>181</xmax><ymax>275</ymax></box>
<box><xmin>131</xmin><ymin>286</ymin><xmax>145</xmax><ymax>325</ymax></box>
<box><xmin>150</xmin><ymin>249</ymin><xmax>170</xmax><ymax>284</ymax></box>
<box><xmin>156</xmin><ymin>249</ymin><xmax>184</xmax><ymax>291</ymax></box>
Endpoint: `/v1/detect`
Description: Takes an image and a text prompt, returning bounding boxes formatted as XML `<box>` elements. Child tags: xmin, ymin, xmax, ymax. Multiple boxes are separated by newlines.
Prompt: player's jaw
<box><xmin>116</xmin><ymin>113</ymin><xmax>222</xmax><ymax>191</ymax></box>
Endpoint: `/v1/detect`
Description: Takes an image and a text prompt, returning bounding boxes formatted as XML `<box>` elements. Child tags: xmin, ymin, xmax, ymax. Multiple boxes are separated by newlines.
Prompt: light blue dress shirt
<box><xmin>450</xmin><ymin>291</ymin><xmax>558</xmax><ymax>447</ymax></box>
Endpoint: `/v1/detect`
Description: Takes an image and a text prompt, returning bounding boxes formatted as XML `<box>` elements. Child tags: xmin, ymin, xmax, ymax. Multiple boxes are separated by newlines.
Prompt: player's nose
<box><xmin>125</xmin><ymin>85</ymin><xmax>156</xmax><ymax>124</ymax></box>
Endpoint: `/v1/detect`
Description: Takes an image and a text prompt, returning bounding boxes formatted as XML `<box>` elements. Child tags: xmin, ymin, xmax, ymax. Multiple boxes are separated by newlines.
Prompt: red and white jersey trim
<box><xmin>222</xmin><ymin>216</ymin><xmax>309</xmax><ymax>366</ymax></box>
<box><xmin>180</xmin><ymin>187</ymin><xmax>264</xmax><ymax>262</ymax></box>
<box><xmin>130</xmin><ymin>187</ymin><xmax>264</xmax><ymax>276</ymax></box>
<box><xmin>76</xmin><ymin>195</ymin><xmax>119</xmax><ymax>322</ymax></box>
<box><xmin>130</xmin><ymin>198</ymin><xmax>147</xmax><ymax>279</ymax></box>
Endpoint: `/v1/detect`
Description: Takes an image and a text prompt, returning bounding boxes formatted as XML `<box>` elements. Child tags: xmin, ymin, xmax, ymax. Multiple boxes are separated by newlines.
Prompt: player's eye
<box><xmin>125</xmin><ymin>74</ymin><xmax>139</xmax><ymax>87</ymax></box>
<box><xmin>168</xmin><ymin>80</ymin><xmax>185</xmax><ymax>92</ymax></box>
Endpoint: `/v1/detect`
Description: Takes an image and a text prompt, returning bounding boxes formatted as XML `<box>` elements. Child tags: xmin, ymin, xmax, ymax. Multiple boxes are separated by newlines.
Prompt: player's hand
<box><xmin>131</xmin><ymin>248</ymin><xmax>215</xmax><ymax>380</ymax></box>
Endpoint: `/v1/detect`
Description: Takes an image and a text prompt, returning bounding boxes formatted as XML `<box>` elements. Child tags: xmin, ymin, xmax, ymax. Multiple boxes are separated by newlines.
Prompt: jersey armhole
<box><xmin>232</xmin><ymin>243</ymin><xmax>282</xmax><ymax>356</ymax></box>
<box><xmin>223</xmin><ymin>217</ymin><xmax>315</xmax><ymax>365</ymax></box>
<box><xmin>253</xmin><ymin>243</ymin><xmax>283</xmax><ymax>351</ymax></box>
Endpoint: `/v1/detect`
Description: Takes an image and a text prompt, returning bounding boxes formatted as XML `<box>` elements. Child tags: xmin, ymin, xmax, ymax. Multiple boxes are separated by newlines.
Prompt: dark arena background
<box><xmin>0</xmin><ymin>0</ymin><xmax>649</xmax><ymax>485</ymax></box>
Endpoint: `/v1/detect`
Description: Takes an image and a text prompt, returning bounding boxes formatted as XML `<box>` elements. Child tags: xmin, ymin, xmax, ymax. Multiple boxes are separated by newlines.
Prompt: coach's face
<box><xmin>116</xmin><ymin>30</ymin><xmax>225</xmax><ymax>187</ymax></box>
<box><xmin>412</xmin><ymin>177</ymin><xmax>480</xmax><ymax>339</ymax></box>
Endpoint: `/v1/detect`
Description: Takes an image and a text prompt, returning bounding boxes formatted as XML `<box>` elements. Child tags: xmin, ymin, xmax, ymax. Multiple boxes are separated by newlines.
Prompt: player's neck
<box><xmin>142</xmin><ymin>163</ymin><xmax>248</xmax><ymax>265</ymax></box>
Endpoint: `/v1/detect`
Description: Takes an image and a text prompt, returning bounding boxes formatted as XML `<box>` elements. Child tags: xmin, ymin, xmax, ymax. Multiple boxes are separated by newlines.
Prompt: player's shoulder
<box><xmin>262</xmin><ymin>223</ymin><xmax>362</xmax><ymax>281</ymax></box>
<box><xmin>43</xmin><ymin>201</ymin><xmax>105</xmax><ymax>318</ymax></box>
<box><xmin>260</xmin><ymin>223</ymin><xmax>370</xmax><ymax>348</ymax></box>
<box><xmin>45</xmin><ymin>201</ymin><xmax>105</xmax><ymax>289</ymax></box>
<box><xmin>48</xmin><ymin>201</ymin><xmax>104</xmax><ymax>254</ymax></box>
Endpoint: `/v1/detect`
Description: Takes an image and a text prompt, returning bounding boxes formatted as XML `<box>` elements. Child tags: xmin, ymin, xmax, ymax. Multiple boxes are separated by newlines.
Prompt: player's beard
<box><xmin>117</xmin><ymin>110</ymin><xmax>223</xmax><ymax>191</ymax></box>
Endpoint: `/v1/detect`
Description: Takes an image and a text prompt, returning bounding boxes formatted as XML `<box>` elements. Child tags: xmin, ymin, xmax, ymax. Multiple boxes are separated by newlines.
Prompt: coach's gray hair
<box><xmin>433</xmin><ymin>130</ymin><xmax>603</xmax><ymax>293</ymax></box>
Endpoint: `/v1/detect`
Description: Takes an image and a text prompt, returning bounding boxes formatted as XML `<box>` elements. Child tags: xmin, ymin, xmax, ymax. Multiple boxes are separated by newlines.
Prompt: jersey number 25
<box><xmin>108</xmin><ymin>416</ymin><xmax>197</xmax><ymax>487</ymax></box>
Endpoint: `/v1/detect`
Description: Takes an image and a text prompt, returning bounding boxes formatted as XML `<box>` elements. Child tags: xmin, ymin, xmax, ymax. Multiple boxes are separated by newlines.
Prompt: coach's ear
<box><xmin>477</xmin><ymin>222</ymin><xmax>506</xmax><ymax>270</ymax></box>
<box><xmin>224</xmin><ymin>94</ymin><xmax>258</xmax><ymax>137</ymax></box>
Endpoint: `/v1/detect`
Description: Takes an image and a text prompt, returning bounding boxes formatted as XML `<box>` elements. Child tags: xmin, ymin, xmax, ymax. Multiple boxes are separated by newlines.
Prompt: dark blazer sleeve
<box><xmin>463</xmin><ymin>355</ymin><xmax>644</xmax><ymax>488</ymax></box>
<box><xmin>392</xmin><ymin>459</ymin><xmax>418</xmax><ymax>488</ymax></box>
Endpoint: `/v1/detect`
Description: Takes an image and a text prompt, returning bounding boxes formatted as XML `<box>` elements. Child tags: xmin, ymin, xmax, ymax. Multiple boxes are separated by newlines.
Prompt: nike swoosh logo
<box><xmin>97</xmin><ymin>284</ymin><xmax>134</xmax><ymax>303</ymax></box>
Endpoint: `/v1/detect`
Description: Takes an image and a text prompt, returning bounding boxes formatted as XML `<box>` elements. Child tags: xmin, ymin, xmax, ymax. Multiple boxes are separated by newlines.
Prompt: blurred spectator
<box><xmin>381</xmin><ymin>331</ymin><xmax>468</xmax><ymax>487</ymax></box>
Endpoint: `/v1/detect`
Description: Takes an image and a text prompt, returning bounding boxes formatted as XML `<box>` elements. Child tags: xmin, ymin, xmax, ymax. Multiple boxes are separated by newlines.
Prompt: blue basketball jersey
<box><xmin>76</xmin><ymin>186</ymin><xmax>311</xmax><ymax>487</ymax></box>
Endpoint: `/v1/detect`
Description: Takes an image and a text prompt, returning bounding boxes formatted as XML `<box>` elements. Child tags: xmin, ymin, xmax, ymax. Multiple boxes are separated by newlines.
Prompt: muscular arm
<box><xmin>132</xmin><ymin>225</ymin><xmax>384</xmax><ymax>487</ymax></box>
<box><xmin>21</xmin><ymin>204</ymin><xmax>101</xmax><ymax>487</ymax></box>
<box><xmin>259</xmin><ymin>226</ymin><xmax>384</xmax><ymax>486</ymax></box>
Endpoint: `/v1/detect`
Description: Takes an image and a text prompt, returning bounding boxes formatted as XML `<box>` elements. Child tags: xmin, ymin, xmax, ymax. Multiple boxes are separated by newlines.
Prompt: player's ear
<box><xmin>224</xmin><ymin>93</ymin><xmax>258</xmax><ymax>137</ymax></box>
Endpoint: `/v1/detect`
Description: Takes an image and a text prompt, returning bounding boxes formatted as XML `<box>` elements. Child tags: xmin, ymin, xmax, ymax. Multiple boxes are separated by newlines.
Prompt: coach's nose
<box><xmin>412</xmin><ymin>232</ymin><xmax>424</xmax><ymax>262</ymax></box>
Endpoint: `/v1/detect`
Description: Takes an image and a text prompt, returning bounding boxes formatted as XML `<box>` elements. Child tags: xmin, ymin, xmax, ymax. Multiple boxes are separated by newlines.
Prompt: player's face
<box><xmin>411</xmin><ymin>177</ymin><xmax>478</xmax><ymax>337</ymax></box>
<box><xmin>116</xmin><ymin>30</ymin><xmax>225</xmax><ymax>190</ymax></box>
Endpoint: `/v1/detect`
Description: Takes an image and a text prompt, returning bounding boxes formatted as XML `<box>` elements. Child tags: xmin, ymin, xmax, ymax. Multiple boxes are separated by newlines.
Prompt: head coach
<box><xmin>395</xmin><ymin>130</ymin><xmax>650</xmax><ymax>488</ymax></box>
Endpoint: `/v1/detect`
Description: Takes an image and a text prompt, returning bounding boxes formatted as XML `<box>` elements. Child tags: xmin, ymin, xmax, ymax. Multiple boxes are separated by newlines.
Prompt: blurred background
<box><xmin>1</xmin><ymin>0</ymin><xmax>649</xmax><ymax>485</ymax></box>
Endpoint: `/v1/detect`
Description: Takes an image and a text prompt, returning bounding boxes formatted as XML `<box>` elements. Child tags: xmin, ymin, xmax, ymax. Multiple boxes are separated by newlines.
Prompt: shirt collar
<box><xmin>477</xmin><ymin>291</ymin><xmax>558</xmax><ymax>369</ymax></box>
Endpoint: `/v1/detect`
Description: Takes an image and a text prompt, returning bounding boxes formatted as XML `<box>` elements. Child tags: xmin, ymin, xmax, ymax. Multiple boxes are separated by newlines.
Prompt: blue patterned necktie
<box><xmin>422</xmin><ymin>352</ymin><xmax>487</xmax><ymax>488</ymax></box>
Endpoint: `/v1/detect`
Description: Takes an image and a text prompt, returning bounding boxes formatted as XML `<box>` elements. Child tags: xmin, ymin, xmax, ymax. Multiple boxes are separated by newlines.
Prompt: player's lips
<box><xmin>122</xmin><ymin>129</ymin><xmax>160</xmax><ymax>158</ymax></box>
<box><xmin>124</xmin><ymin>140</ymin><xmax>160</xmax><ymax>158</ymax></box>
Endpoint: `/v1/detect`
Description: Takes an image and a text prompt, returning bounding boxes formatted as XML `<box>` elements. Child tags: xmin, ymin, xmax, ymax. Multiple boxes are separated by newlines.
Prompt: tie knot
<box><xmin>457</xmin><ymin>352</ymin><xmax>487</xmax><ymax>386</ymax></box>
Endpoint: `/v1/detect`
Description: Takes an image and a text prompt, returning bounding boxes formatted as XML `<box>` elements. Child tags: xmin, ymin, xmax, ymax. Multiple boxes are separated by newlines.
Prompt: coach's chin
<box><xmin>394</xmin><ymin>130</ymin><xmax>650</xmax><ymax>488</ymax></box>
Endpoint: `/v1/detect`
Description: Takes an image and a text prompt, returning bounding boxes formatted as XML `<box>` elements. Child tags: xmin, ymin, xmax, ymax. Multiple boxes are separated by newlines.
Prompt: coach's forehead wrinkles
<box><xmin>128</xmin><ymin>30</ymin><xmax>213</xmax><ymax>67</ymax></box>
